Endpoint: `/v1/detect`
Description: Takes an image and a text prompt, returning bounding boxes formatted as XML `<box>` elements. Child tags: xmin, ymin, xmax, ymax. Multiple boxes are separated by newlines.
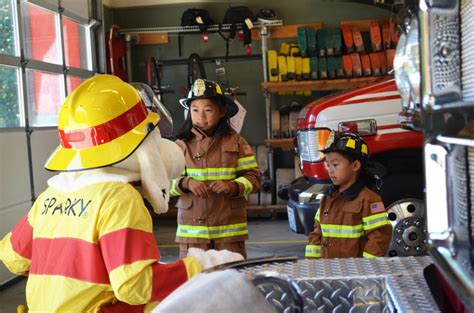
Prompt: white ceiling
<box><xmin>102</xmin><ymin>0</ymin><xmax>224</xmax><ymax>8</ymax></box>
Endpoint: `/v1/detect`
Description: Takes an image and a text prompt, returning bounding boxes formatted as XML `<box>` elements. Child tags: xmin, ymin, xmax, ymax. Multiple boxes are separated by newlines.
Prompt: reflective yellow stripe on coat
<box><xmin>363</xmin><ymin>251</ymin><xmax>378</xmax><ymax>258</ymax></box>
<box><xmin>176</xmin><ymin>222</ymin><xmax>248</xmax><ymax>239</ymax></box>
<box><xmin>234</xmin><ymin>177</ymin><xmax>253</xmax><ymax>196</ymax></box>
<box><xmin>186</xmin><ymin>168</ymin><xmax>237</xmax><ymax>181</ymax></box>
<box><xmin>236</xmin><ymin>156</ymin><xmax>258</xmax><ymax>171</ymax></box>
<box><xmin>320</xmin><ymin>223</ymin><xmax>364</xmax><ymax>238</ymax></box>
<box><xmin>305</xmin><ymin>244</ymin><xmax>321</xmax><ymax>258</ymax></box>
<box><xmin>362</xmin><ymin>212</ymin><xmax>391</xmax><ymax>231</ymax></box>
<box><xmin>170</xmin><ymin>178</ymin><xmax>181</xmax><ymax>196</ymax></box>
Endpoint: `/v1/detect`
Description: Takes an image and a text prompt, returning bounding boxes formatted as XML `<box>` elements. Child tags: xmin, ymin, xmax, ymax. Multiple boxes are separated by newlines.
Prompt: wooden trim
<box><xmin>264</xmin><ymin>138</ymin><xmax>295</xmax><ymax>149</ymax></box>
<box><xmin>261</xmin><ymin>76</ymin><xmax>391</xmax><ymax>92</ymax></box>
<box><xmin>252</xmin><ymin>23</ymin><xmax>323</xmax><ymax>40</ymax></box>
<box><xmin>133</xmin><ymin>33</ymin><xmax>169</xmax><ymax>45</ymax></box>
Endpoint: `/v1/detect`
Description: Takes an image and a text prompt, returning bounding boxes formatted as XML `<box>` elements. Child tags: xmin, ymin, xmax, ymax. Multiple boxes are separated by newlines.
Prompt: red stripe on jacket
<box><xmin>100</xmin><ymin>228</ymin><xmax>159</xmax><ymax>272</ymax></box>
<box><xmin>150</xmin><ymin>260</ymin><xmax>189</xmax><ymax>302</ymax></box>
<box><xmin>11</xmin><ymin>214</ymin><xmax>33</xmax><ymax>259</ymax></box>
<box><xmin>30</xmin><ymin>237</ymin><xmax>110</xmax><ymax>284</ymax></box>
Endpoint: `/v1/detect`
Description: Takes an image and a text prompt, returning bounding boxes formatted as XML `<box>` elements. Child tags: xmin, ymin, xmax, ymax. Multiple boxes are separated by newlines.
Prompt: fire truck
<box><xmin>235</xmin><ymin>1</ymin><xmax>473</xmax><ymax>311</ymax></box>
<box><xmin>287</xmin><ymin>77</ymin><xmax>427</xmax><ymax>257</ymax></box>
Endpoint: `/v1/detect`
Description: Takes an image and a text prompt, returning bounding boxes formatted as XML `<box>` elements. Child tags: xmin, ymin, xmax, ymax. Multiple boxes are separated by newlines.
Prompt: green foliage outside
<box><xmin>0</xmin><ymin>0</ymin><xmax>20</xmax><ymax>128</ymax></box>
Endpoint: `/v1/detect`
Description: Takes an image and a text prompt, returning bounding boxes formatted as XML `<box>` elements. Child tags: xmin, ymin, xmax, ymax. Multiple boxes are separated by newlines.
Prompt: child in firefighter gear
<box><xmin>0</xmin><ymin>75</ymin><xmax>239</xmax><ymax>312</ymax></box>
<box><xmin>172</xmin><ymin>79</ymin><xmax>261</xmax><ymax>259</ymax></box>
<box><xmin>305</xmin><ymin>132</ymin><xmax>392</xmax><ymax>259</ymax></box>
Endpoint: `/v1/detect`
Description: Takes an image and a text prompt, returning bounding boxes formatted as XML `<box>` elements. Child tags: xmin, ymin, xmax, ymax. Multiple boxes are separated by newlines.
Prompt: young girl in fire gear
<box><xmin>171</xmin><ymin>79</ymin><xmax>260</xmax><ymax>259</ymax></box>
<box><xmin>305</xmin><ymin>132</ymin><xmax>392</xmax><ymax>259</ymax></box>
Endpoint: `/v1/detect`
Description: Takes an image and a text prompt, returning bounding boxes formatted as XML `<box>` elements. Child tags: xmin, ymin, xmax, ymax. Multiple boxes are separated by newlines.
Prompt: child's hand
<box><xmin>209</xmin><ymin>181</ymin><xmax>231</xmax><ymax>195</ymax></box>
<box><xmin>188</xmin><ymin>179</ymin><xmax>209</xmax><ymax>198</ymax></box>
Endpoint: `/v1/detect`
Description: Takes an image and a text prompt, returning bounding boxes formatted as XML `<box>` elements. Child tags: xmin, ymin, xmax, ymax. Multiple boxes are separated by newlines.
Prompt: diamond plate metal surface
<box><xmin>430</xmin><ymin>10</ymin><xmax>461</xmax><ymax>99</ymax></box>
<box><xmin>240</xmin><ymin>257</ymin><xmax>439</xmax><ymax>312</ymax></box>
<box><xmin>461</xmin><ymin>0</ymin><xmax>474</xmax><ymax>101</ymax></box>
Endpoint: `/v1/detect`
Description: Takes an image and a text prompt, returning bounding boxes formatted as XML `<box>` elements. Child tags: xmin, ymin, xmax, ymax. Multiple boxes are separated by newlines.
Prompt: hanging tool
<box><xmin>215</xmin><ymin>59</ymin><xmax>229</xmax><ymax>88</ymax></box>
<box><xmin>108</xmin><ymin>25</ymin><xmax>128</xmax><ymax>82</ymax></box>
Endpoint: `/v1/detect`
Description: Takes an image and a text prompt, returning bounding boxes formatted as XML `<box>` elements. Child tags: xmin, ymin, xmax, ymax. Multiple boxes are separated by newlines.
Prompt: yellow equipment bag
<box><xmin>267</xmin><ymin>50</ymin><xmax>278</xmax><ymax>82</ymax></box>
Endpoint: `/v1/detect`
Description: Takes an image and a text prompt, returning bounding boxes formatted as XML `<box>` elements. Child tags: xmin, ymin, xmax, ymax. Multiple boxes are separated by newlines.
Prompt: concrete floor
<box><xmin>0</xmin><ymin>215</ymin><xmax>306</xmax><ymax>312</ymax></box>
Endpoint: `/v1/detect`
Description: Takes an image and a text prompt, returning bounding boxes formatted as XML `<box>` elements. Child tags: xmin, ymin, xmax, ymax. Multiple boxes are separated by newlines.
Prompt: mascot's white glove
<box><xmin>187</xmin><ymin>248</ymin><xmax>244</xmax><ymax>270</ymax></box>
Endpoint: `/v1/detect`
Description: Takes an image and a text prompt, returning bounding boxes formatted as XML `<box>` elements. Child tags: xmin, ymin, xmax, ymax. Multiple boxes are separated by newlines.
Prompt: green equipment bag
<box><xmin>317</xmin><ymin>29</ymin><xmax>327</xmax><ymax>57</ymax></box>
<box><xmin>297</xmin><ymin>27</ymin><xmax>308</xmax><ymax>57</ymax></box>
<box><xmin>310</xmin><ymin>57</ymin><xmax>318</xmax><ymax>80</ymax></box>
<box><xmin>306</xmin><ymin>27</ymin><xmax>318</xmax><ymax>57</ymax></box>
<box><xmin>318</xmin><ymin>56</ymin><xmax>328</xmax><ymax>79</ymax></box>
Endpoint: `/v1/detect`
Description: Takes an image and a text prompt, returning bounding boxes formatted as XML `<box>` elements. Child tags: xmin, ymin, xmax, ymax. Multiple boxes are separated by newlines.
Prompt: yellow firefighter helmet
<box><xmin>45</xmin><ymin>74</ymin><xmax>160</xmax><ymax>171</ymax></box>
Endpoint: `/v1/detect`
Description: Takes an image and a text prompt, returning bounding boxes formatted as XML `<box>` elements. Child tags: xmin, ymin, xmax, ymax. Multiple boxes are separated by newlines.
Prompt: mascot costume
<box><xmin>0</xmin><ymin>75</ymin><xmax>241</xmax><ymax>312</ymax></box>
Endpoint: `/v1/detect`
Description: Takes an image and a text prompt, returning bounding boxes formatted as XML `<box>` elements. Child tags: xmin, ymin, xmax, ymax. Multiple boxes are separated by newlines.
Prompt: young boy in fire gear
<box><xmin>170</xmin><ymin>79</ymin><xmax>261</xmax><ymax>259</ymax></box>
<box><xmin>305</xmin><ymin>132</ymin><xmax>392</xmax><ymax>259</ymax></box>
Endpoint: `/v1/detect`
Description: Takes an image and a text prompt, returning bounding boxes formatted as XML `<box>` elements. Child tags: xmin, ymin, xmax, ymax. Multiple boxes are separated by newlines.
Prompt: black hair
<box><xmin>326</xmin><ymin>150</ymin><xmax>363</xmax><ymax>164</ymax></box>
<box><xmin>175</xmin><ymin>97</ymin><xmax>234</xmax><ymax>141</ymax></box>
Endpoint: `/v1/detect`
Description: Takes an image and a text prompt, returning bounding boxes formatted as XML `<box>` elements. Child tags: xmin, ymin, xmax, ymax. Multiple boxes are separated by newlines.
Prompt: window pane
<box><xmin>66</xmin><ymin>75</ymin><xmax>85</xmax><ymax>94</ymax></box>
<box><xmin>26</xmin><ymin>69</ymin><xmax>64</xmax><ymax>127</ymax></box>
<box><xmin>23</xmin><ymin>2</ymin><xmax>60</xmax><ymax>64</ymax></box>
<box><xmin>63</xmin><ymin>17</ymin><xmax>90</xmax><ymax>70</ymax></box>
<box><xmin>0</xmin><ymin>0</ymin><xmax>17</xmax><ymax>56</ymax></box>
<box><xmin>0</xmin><ymin>66</ymin><xmax>20</xmax><ymax>128</ymax></box>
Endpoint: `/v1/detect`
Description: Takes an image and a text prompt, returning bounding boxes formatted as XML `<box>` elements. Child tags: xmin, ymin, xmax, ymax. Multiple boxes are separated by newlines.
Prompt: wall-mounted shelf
<box><xmin>262</xmin><ymin>76</ymin><xmax>391</xmax><ymax>92</ymax></box>
<box><xmin>340</xmin><ymin>18</ymin><xmax>390</xmax><ymax>32</ymax></box>
<box><xmin>121</xmin><ymin>20</ymin><xmax>283</xmax><ymax>35</ymax></box>
<box><xmin>251</xmin><ymin>23</ymin><xmax>322</xmax><ymax>40</ymax></box>
<box><xmin>121</xmin><ymin>20</ymin><xmax>284</xmax><ymax>45</ymax></box>
<box><xmin>264</xmin><ymin>138</ymin><xmax>295</xmax><ymax>149</ymax></box>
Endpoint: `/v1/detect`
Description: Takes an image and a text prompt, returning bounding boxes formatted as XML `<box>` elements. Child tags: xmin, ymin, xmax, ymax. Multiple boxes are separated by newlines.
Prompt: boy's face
<box><xmin>190</xmin><ymin>98</ymin><xmax>226</xmax><ymax>134</ymax></box>
<box><xmin>324</xmin><ymin>152</ymin><xmax>361</xmax><ymax>189</ymax></box>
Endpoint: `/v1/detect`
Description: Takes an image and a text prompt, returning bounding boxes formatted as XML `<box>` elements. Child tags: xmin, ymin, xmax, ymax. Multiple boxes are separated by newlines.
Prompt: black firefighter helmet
<box><xmin>179</xmin><ymin>79</ymin><xmax>238</xmax><ymax>118</ymax></box>
<box><xmin>322</xmin><ymin>131</ymin><xmax>387</xmax><ymax>179</ymax></box>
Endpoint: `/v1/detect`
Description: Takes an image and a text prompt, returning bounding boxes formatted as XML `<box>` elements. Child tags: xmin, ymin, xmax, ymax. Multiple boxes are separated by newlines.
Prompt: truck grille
<box><xmin>461</xmin><ymin>0</ymin><xmax>474</xmax><ymax>100</ymax></box>
<box><xmin>453</xmin><ymin>147</ymin><xmax>469</xmax><ymax>231</ymax></box>
<box><xmin>468</xmin><ymin>147</ymin><xmax>474</xmax><ymax>240</ymax></box>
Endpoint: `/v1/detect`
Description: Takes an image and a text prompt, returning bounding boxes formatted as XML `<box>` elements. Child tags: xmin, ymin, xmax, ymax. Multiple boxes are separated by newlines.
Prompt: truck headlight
<box><xmin>394</xmin><ymin>14</ymin><xmax>421</xmax><ymax>111</ymax></box>
<box><xmin>394</xmin><ymin>32</ymin><xmax>411</xmax><ymax>108</ymax></box>
<box><xmin>404</xmin><ymin>17</ymin><xmax>421</xmax><ymax>107</ymax></box>
<box><xmin>297</xmin><ymin>128</ymin><xmax>331</xmax><ymax>163</ymax></box>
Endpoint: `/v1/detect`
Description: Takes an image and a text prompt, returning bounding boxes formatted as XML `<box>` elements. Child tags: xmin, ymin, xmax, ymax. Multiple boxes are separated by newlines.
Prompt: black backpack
<box><xmin>222</xmin><ymin>6</ymin><xmax>257</xmax><ymax>57</ymax></box>
<box><xmin>179</xmin><ymin>9</ymin><xmax>214</xmax><ymax>56</ymax></box>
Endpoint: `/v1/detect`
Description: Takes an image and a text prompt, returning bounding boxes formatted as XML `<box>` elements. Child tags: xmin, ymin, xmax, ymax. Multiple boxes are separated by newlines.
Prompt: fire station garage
<box><xmin>0</xmin><ymin>0</ymin><xmax>472</xmax><ymax>312</ymax></box>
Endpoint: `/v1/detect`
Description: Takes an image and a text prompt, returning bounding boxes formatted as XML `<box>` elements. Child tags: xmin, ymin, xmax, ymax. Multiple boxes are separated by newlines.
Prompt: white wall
<box><xmin>0</xmin><ymin>130</ymin><xmax>57</xmax><ymax>285</ymax></box>
<box><xmin>0</xmin><ymin>131</ymin><xmax>31</xmax><ymax>285</ymax></box>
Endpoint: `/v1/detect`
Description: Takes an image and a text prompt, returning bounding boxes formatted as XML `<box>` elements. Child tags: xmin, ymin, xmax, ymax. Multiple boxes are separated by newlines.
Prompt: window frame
<box><xmin>0</xmin><ymin>0</ymin><xmax>99</xmax><ymax>130</ymax></box>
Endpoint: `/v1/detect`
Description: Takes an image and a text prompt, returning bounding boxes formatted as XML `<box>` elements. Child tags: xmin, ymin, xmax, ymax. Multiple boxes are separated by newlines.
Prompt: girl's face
<box><xmin>324</xmin><ymin>152</ymin><xmax>361</xmax><ymax>191</ymax></box>
<box><xmin>190</xmin><ymin>98</ymin><xmax>226</xmax><ymax>134</ymax></box>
